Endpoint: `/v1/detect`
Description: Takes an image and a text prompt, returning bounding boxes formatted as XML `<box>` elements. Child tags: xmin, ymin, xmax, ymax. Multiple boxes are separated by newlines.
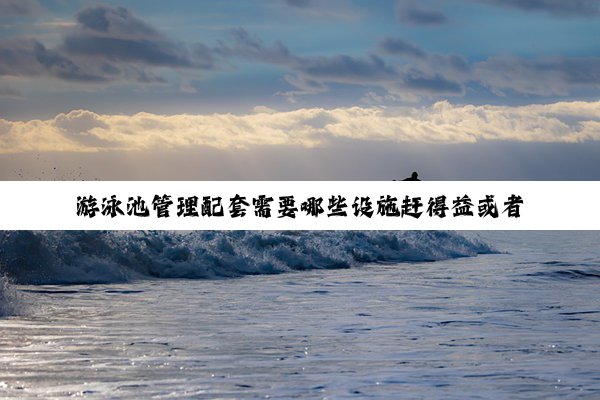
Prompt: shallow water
<box><xmin>1</xmin><ymin>231</ymin><xmax>600</xmax><ymax>398</ymax></box>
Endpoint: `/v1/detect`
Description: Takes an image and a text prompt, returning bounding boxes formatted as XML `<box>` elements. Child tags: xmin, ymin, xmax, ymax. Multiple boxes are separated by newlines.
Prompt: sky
<box><xmin>0</xmin><ymin>0</ymin><xmax>599</xmax><ymax>180</ymax></box>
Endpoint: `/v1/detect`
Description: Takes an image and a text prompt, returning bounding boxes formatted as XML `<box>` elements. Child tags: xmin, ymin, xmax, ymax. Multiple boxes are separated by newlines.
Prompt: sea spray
<box><xmin>0</xmin><ymin>231</ymin><xmax>495</xmax><ymax>285</ymax></box>
<box><xmin>0</xmin><ymin>274</ymin><xmax>25</xmax><ymax>317</ymax></box>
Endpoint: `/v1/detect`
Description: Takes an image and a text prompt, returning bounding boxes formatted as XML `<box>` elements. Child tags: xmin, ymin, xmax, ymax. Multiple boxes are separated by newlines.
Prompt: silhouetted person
<box><xmin>402</xmin><ymin>171</ymin><xmax>420</xmax><ymax>181</ymax></box>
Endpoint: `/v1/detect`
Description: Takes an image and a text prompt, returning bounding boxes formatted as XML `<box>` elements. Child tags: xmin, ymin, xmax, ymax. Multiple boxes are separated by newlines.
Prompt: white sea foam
<box><xmin>0</xmin><ymin>274</ymin><xmax>25</xmax><ymax>317</ymax></box>
<box><xmin>0</xmin><ymin>231</ymin><xmax>494</xmax><ymax>285</ymax></box>
<box><xmin>2</xmin><ymin>232</ymin><xmax>600</xmax><ymax>398</ymax></box>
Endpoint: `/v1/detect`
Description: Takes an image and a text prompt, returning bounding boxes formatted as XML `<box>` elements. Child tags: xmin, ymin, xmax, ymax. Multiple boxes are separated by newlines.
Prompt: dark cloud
<box><xmin>379</xmin><ymin>37</ymin><xmax>427</xmax><ymax>59</ymax></box>
<box><xmin>473</xmin><ymin>0</ymin><xmax>600</xmax><ymax>17</ymax></box>
<box><xmin>377</xmin><ymin>36</ymin><xmax>600</xmax><ymax>97</ymax></box>
<box><xmin>286</xmin><ymin>0</ymin><xmax>597</xmax><ymax>21</ymax></box>
<box><xmin>0</xmin><ymin>0</ymin><xmax>42</xmax><ymax>16</ymax></box>
<box><xmin>223</xmin><ymin>29</ymin><xmax>464</xmax><ymax>99</ymax></box>
<box><xmin>474</xmin><ymin>55</ymin><xmax>600</xmax><ymax>95</ymax></box>
<box><xmin>0</xmin><ymin>5</ymin><xmax>221</xmax><ymax>91</ymax></box>
<box><xmin>402</xmin><ymin>72</ymin><xmax>464</xmax><ymax>95</ymax></box>
<box><xmin>63</xmin><ymin>5</ymin><xmax>218</xmax><ymax>70</ymax></box>
<box><xmin>220</xmin><ymin>28</ymin><xmax>293</xmax><ymax>65</ymax></box>
<box><xmin>0</xmin><ymin>38</ymin><xmax>108</xmax><ymax>82</ymax></box>
<box><xmin>2</xmin><ymin>3</ymin><xmax>597</xmax><ymax>102</ymax></box>
<box><xmin>0</xmin><ymin>37</ymin><xmax>172</xmax><ymax>85</ymax></box>
<box><xmin>396</xmin><ymin>1</ymin><xmax>447</xmax><ymax>26</ymax></box>
<box><xmin>75</xmin><ymin>5</ymin><xmax>161</xmax><ymax>37</ymax></box>
<box><xmin>379</xmin><ymin>37</ymin><xmax>470</xmax><ymax>79</ymax></box>
<box><xmin>224</xmin><ymin>28</ymin><xmax>389</xmax><ymax>83</ymax></box>
<box><xmin>62</xmin><ymin>36</ymin><xmax>194</xmax><ymax>68</ymax></box>
<box><xmin>295</xmin><ymin>54</ymin><xmax>398</xmax><ymax>83</ymax></box>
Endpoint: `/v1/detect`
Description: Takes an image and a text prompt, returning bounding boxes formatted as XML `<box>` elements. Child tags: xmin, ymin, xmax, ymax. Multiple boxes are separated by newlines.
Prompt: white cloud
<box><xmin>1</xmin><ymin>100</ymin><xmax>599</xmax><ymax>154</ymax></box>
<box><xmin>253</xmin><ymin>105</ymin><xmax>278</xmax><ymax>114</ymax></box>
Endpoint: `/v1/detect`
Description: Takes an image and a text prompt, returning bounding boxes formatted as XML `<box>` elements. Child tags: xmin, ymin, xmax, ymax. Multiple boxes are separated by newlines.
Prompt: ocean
<box><xmin>0</xmin><ymin>231</ymin><xmax>599</xmax><ymax>398</ymax></box>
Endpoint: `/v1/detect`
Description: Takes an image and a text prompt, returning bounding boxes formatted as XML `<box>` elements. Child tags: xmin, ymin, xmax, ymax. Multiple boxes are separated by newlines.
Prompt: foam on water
<box><xmin>0</xmin><ymin>275</ymin><xmax>25</xmax><ymax>317</ymax></box>
<box><xmin>0</xmin><ymin>230</ymin><xmax>494</xmax><ymax>285</ymax></box>
<box><xmin>2</xmin><ymin>231</ymin><xmax>599</xmax><ymax>397</ymax></box>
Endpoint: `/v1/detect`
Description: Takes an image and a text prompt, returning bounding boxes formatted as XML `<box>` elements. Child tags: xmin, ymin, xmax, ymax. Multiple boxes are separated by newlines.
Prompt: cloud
<box><xmin>377</xmin><ymin>36</ymin><xmax>600</xmax><ymax>98</ymax></box>
<box><xmin>0</xmin><ymin>0</ymin><xmax>42</xmax><ymax>16</ymax></box>
<box><xmin>0</xmin><ymin>84</ymin><xmax>22</xmax><ymax>98</ymax></box>
<box><xmin>52</xmin><ymin>109</ymin><xmax>114</xmax><ymax>147</ymax></box>
<box><xmin>1</xmin><ymin>100</ymin><xmax>599</xmax><ymax>153</ymax></box>
<box><xmin>474</xmin><ymin>55</ymin><xmax>600</xmax><ymax>96</ymax></box>
<box><xmin>472</xmin><ymin>0</ymin><xmax>600</xmax><ymax>17</ymax></box>
<box><xmin>223</xmin><ymin>29</ymin><xmax>464</xmax><ymax>100</ymax></box>
<box><xmin>278</xmin><ymin>0</ymin><xmax>363</xmax><ymax>20</ymax></box>
<box><xmin>75</xmin><ymin>5</ymin><xmax>159</xmax><ymax>36</ymax></box>
<box><xmin>379</xmin><ymin>37</ymin><xmax>427</xmax><ymax>59</ymax></box>
<box><xmin>62</xmin><ymin>5</ymin><xmax>218</xmax><ymax>70</ymax></box>
<box><xmin>384</xmin><ymin>0</ymin><xmax>598</xmax><ymax>19</ymax></box>
<box><xmin>0</xmin><ymin>37</ymin><xmax>172</xmax><ymax>85</ymax></box>
<box><xmin>0</xmin><ymin>5</ymin><xmax>220</xmax><ymax>89</ymax></box>
<box><xmin>2</xmin><ymin>3</ymin><xmax>598</xmax><ymax>102</ymax></box>
<box><xmin>0</xmin><ymin>38</ymin><xmax>109</xmax><ymax>82</ymax></box>
<box><xmin>396</xmin><ymin>1</ymin><xmax>447</xmax><ymax>26</ymax></box>
<box><xmin>220</xmin><ymin>28</ymin><xmax>293</xmax><ymax>65</ymax></box>
<box><xmin>216</xmin><ymin>27</ymin><xmax>600</xmax><ymax>100</ymax></box>
<box><xmin>253</xmin><ymin>105</ymin><xmax>278</xmax><ymax>114</ymax></box>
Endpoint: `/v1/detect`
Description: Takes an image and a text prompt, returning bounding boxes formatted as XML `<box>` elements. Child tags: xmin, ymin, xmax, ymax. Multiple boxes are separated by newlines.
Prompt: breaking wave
<box><xmin>0</xmin><ymin>231</ymin><xmax>494</xmax><ymax>286</ymax></box>
<box><xmin>0</xmin><ymin>275</ymin><xmax>26</xmax><ymax>317</ymax></box>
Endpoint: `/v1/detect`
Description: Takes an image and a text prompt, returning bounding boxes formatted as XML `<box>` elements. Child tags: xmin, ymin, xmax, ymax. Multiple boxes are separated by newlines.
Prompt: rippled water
<box><xmin>1</xmin><ymin>231</ymin><xmax>599</xmax><ymax>398</ymax></box>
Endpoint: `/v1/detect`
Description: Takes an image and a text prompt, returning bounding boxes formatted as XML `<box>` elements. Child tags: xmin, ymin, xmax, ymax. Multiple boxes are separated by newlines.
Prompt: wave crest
<box><xmin>0</xmin><ymin>275</ymin><xmax>26</xmax><ymax>317</ymax></box>
<box><xmin>0</xmin><ymin>231</ymin><xmax>495</xmax><ymax>285</ymax></box>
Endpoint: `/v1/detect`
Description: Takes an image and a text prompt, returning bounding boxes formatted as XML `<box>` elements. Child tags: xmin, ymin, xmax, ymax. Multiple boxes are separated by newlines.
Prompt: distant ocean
<box><xmin>1</xmin><ymin>231</ymin><xmax>599</xmax><ymax>398</ymax></box>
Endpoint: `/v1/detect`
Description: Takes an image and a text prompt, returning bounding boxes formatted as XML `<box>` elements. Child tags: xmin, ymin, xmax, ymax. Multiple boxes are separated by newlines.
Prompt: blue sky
<box><xmin>0</xmin><ymin>0</ymin><xmax>599</xmax><ymax>180</ymax></box>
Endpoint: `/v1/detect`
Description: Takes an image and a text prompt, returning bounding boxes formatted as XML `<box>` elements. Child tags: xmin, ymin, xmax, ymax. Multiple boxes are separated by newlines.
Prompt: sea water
<box><xmin>0</xmin><ymin>231</ymin><xmax>599</xmax><ymax>398</ymax></box>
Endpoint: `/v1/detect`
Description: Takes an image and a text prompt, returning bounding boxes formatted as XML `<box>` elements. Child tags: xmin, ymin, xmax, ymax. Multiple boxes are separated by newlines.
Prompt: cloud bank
<box><xmin>1</xmin><ymin>3</ymin><xmax>599</xmax><ymax>102</ymax></box>
<box><xmin>377</xmin><ymin>36</ymin><xmax>600</xmax><ymax>98</ymax></box>
<box><xmin>0</xmin><ymin>5</ymin><xmax>220</xmax><ymax>86</ymax></box>
<box><xmin>1</xmin><ymin>100</ymin><xmax>599</xmax><ymax>154</ymax></box>
<box><xmin>223</xmin><ymin>30</ymin><xmax>600</xmax><ymax>101</ymax></box>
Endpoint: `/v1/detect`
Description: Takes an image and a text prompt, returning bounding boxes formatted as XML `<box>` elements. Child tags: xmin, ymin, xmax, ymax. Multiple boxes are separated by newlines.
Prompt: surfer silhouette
<box><xmin>402</xmin><ymin>171</ymin><xmax>421</xmax><ymax>181</ymax></box>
